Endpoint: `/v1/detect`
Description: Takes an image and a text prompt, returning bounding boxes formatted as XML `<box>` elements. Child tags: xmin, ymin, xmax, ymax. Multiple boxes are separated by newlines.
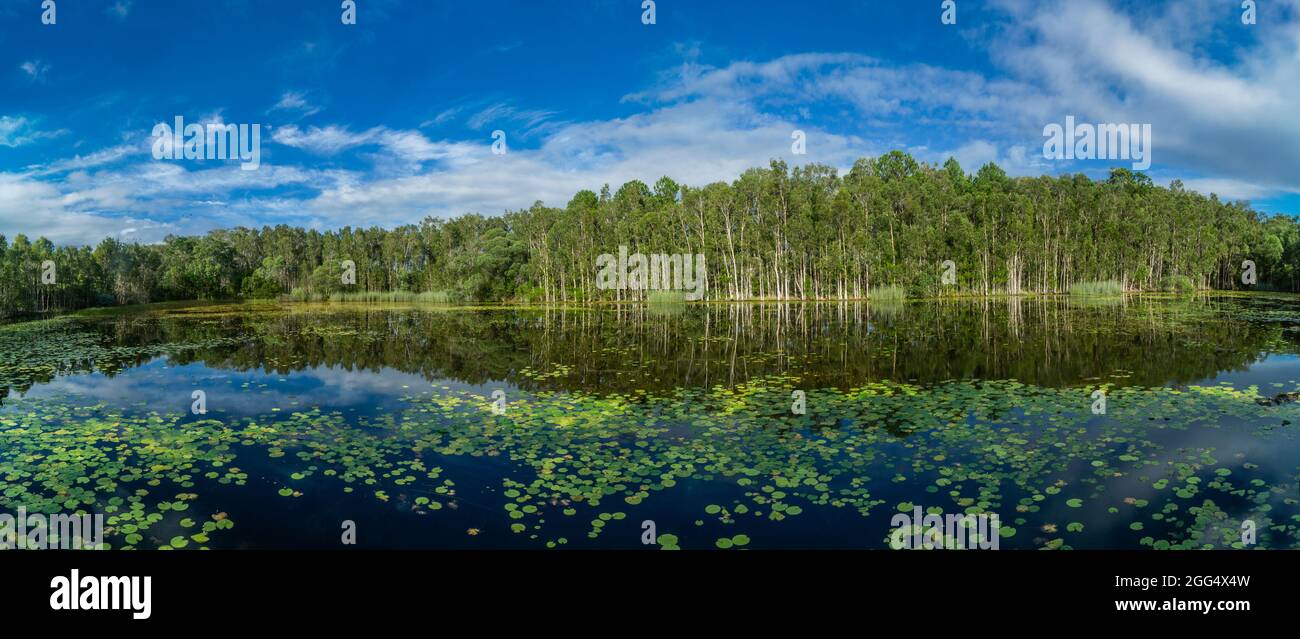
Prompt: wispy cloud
<box><xmin>271</xmin><ymin>125</ymin><xmax>380</xmax><ymax>155</ymax></box>
<box><xmin>983</xmin><ymin>0</ymin><xmax>1300</xmax><ymax>196</ymax></box>
<box><xmin>271</xmin><ymin>90</ymin><xmax>322</xmax><ymax>117</ymax></box>
<box><xmin>30</xmin><ymin>142</ymin><xmax>140</xmax><ymax>175</ymax></box>
<box><xmin>466</xmin><ymin>102</ymin><xmax>558</xmax><ymax>133</ymax></box>
<box><xmin>19</xmin><ymin>60</ymin><xmax>50</xmax><ymax>81</ymax></box>
<box><xmin>7</xmin><ymin>0</ymin><xmax>1300</xmax><ymax>247</ymax></box>
<box><xmin>271</xmin><ymin>124</ymin><xmax>454</xmax><ymax>164</ymax></box>
<box><xmin>422</xmin><ymin>106</ymin><xmax>464</xmax><ymax>128</ymax></box>
<box><xmin>0</xmin><ymin>116</ymin><xmax>65</xmax><ymax>147</ymax></box>
<box><xmin>107</xmin><ymin>1</ymin><xmax>132</xmax><ymax>21</ymax></box>
<box><xmin>0</xmin><ymin>173</ymin><xmax>171</xmax><ymax>246</ymax></box>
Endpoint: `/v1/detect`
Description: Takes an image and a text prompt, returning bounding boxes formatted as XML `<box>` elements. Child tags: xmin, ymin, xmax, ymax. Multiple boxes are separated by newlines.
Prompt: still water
<box><xmin>2</xmin><ymin>294</ymin><xmax>1299</xmax><ymax>549</ymax></box>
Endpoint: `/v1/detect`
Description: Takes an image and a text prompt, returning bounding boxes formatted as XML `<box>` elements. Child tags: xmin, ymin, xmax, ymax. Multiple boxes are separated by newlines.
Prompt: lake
<box><xmin>3</xmin><ymin>294</ymin><xmax>1300</xmax><ymax>550</ymax></box>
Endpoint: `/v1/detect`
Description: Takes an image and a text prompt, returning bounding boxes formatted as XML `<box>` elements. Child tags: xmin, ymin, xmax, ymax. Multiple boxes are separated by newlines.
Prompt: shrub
<box><xmin>1159</xmin><ymin>275</ymin><xmax>1195</xmax><ymax>294</ymax></box>
<box><xmin>240</xmin><ymin>272</ymin><xmax>282</xmax><ymax>299</ymax></box>
<box><xmin>285</xmin><ymin>287</ymin><xmax>313</xmax><ymax>302</ymax></box>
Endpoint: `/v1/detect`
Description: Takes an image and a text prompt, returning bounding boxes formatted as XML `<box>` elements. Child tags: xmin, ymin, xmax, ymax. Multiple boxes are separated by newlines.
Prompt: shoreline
<box><xmin>4</xmin><ymin>289</ymin><xmax>1296</xmax><ymax>327</ymax></box>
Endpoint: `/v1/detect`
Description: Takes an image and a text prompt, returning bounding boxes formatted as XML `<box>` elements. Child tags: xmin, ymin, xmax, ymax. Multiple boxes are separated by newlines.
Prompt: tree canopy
<box><xmin>3</xmin><ymin>152</ymin><xmax>1298</xmax><ymax>317</ymax></box>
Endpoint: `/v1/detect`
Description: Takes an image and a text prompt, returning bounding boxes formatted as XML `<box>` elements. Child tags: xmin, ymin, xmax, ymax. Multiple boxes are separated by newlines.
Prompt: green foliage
<box><xmin>328</xmin><ymin>290</ymin><xmax>461</xmax><ymax>304</ymax></box>
<box><xmin>1160</xmin><ymin>275</ymin><xmax>1196</xmax><ymax>294</ymax></box>
<box><xmin>644</xmin><ymin>290</ymin><xmax>687</xmax><ymax>316</ymax></box>
<box><xmin>285</xmin><ymin>287</ymin><xmax>321</xmax><ymax>302</ymax></box>
<box><xmin>1069</xmin><ymin>280</ymin><xmax>1126</xmax><ymax>296</ymax></box>
<box><xmin>645</xmin><ymin>290</ymin><xmax>687</xmax><ymax>305</ymax></box>
<box><xmin>309</xmin><ymin>259</ymin><xmax>350</xmax><ymax>296</ymax></box>
<box><xmin>869</xmin><ymin>286</ymin><xmax>907</xmax><ymax>301</ymax></box>
<box><xmin>5</xmin><ymin>153</ymin><xmax>1300</xmax><ymax>317</ymax></box>
<box><xmin>6</xmin><ymin>319</ymin><xmax>1300</xmax><ymax>549</ymax></box>
<box><xmin>240</xmin><ymin>256</ymin><xmax>285</xmax><ymax>299</ymax></box>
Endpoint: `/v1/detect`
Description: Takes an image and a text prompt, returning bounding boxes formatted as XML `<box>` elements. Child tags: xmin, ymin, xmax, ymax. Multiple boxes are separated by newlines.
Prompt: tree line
<box><xmin>3</xmin><ymin>151</ymin><xmax>1298</xmax><ymax>317</ymax></box>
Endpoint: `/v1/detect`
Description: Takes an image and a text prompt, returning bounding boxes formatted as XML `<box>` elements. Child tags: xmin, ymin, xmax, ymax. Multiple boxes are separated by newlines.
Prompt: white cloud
<box><xmin>294</xmin><ymin>96</ymin><xmax>869</xmax><ymax>226</ymax></box>
<box><xmin>10</xmin><ymin>0</ymin><xmax>1300</xmax><ymax>246</ymax></box>
<box><xmin>30</xmin><ymin>143</ymin><xmax>140</xmax><ymax>175</ymax></box>
<box><xmin>272</xmin><ymin>125</ymin><xmax>376</xmax><ymax>155</ymax></box>
<box><xmin>19</xmin><ymin>60</ymin><xmax>49</xmax><ymax>80</ymax></box>
<box><xmin>938</xmin><ymin>140</ymin><xmax>1046</xmax><ymax>176</ymax></box>
<box><xmin>271</xmin><ymin>124</ymin><xmax>458</xmax><ymax>164</ymax></box>
<box><xmin>0</xmin><ymin>173</ymin><xmax>173</xmax><ymax>245</ymax></box>
<box><xmin>0</xmin><ymin>116</ymin><xmax>65</xmax><ymax>147</ymax></box>
<box><xmin>466</xmin><ymin>102</ymin><xmax>558</xmax><ymax>133</ymax></box>
<box><xmin>987</xmin><ymin>0</ymin><xmax>1300</xmax><ymax>193</ymax></box>
<box><xmin>422</xmin><ymin>106</ymin><xmax>463</xmax><ymax>128</ymax></box>
<box><xmin>0</xmin><ymin>146</ymin><xmax>340</xmax><ymax>245</ymax></box>
<box><xmin>374</xmin><ymin>130</ymin><xmax>441</xmax><ymax>162</ymax></box>
<box><xmin>1174</xmin><ymin>177</ymin><xmax>1276</xmax><ymax>202</ymax></box>
<box><xmin>107</xmin><ymin>1</ymin><xmax>132</xmax><ymax>20</ymax></box>
<box><xmin>271</xmin><ymin>90</ymin><xmax>322</xmax><ymax>117</ymax></box>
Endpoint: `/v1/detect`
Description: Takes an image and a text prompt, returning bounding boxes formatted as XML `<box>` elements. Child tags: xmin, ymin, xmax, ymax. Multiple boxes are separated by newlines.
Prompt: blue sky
<box><xmin>2</xmin><ymin>0</ymin><xmax>1299</xmax><ymax>245</ymax></box>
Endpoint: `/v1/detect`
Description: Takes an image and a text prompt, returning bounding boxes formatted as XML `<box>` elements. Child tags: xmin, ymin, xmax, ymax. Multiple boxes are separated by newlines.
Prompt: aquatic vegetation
<box><xmin>0</xmin><ymin>403</ymin><xmax>241</xmax><ymax>550</ymax></box>
<box><xmin>0</xmin><ymin>317</ymin><xmax>249</xmax><ymax>397</ymax></box>
<box><xmin>4</xmin><ymin>370</ymin><xmax>1298</xmax><ymax>549</ymax></box>
<box><xmin>3</xmin><ymin>295</ymin><xmax>1300</xmax><ymax>550</ymax></box>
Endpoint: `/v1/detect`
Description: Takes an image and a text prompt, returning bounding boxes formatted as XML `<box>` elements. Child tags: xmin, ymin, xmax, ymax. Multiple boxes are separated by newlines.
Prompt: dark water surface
<box><xmin>3</xmin><ymin>294</ymin><xmax>1300</xmax><ymax>549</ymax></box>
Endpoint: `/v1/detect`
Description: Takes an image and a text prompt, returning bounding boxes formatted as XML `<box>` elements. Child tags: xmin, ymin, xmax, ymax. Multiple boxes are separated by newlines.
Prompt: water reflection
<box><xmin>4</xmin><ymin>295</ymin><xmax>1300</xmax><ymax>550</ymax></box>
<box><xmin>3</xmin><ymin>295</ymin><xmax>1298</xmax><ymax>404</ymax></box>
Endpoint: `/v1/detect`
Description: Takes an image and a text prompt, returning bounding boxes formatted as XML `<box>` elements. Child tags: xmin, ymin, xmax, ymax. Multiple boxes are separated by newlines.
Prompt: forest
<box><xmin>2</xmin><ymin>151</ymin><xmax>1298</xmax><ymax>317</ymax></box>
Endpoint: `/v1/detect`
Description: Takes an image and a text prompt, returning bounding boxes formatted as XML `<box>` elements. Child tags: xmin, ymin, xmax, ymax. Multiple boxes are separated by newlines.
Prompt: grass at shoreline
<box><xmin>283</xmin><ymin>289</ymin><xmax>461</xmax><ymax>304</ymax></box>
<box><xmin>4</xmin><ymin>288</ymin><xmax>1295</xmax><ymax>328</ymax></box>
<box><xmin>1068</xmin><ymin>280</ymin><xmax>1126</xmax><ymax>296</ymax></box>
<box><xmin>868</xmin><ymin>285</ymin><xmax>907</xmax><ymax>301</ymax></box>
